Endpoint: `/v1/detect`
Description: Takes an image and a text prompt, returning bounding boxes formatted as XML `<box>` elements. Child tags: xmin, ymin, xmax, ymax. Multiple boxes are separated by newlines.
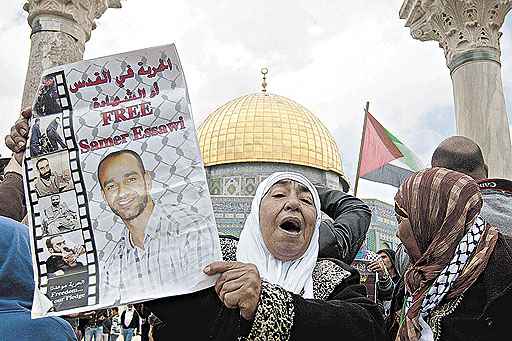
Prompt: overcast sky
<box><xmin>2</xmin><ymin>0</ymin><xmax>512</xmax><ymax>204</ymax></box>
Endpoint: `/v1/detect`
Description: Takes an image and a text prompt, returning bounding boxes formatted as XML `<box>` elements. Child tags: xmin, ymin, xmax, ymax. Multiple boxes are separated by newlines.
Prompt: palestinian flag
<box><xmin>357</xmin><ymin>112</ymin><xmax>424</xmax><ymax>188</ymax></box>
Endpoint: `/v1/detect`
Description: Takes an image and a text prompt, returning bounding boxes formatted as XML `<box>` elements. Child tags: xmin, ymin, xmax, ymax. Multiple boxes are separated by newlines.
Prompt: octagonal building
<box><xmin>198</xmin><ymin>86</ymin><xmax>350</xmax><ymax>237</ymax></box>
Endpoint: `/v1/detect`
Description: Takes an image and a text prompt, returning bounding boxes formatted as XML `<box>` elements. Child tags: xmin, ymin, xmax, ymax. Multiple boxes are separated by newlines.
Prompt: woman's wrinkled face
<box><xmin>259</xmin><ymin>179</ymin><xmax>317</xmax><ymax>261</ymax></box>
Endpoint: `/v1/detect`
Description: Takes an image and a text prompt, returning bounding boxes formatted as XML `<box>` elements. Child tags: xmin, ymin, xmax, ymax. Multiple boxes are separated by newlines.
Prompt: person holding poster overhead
<box><xmin>6</xmin><ymin>42</ymin><xmax>227</xmax><ymax>317</ymax></box>
<box><xmin>4</xmin><ymin>112</ymin><xmax>386</xmax><ymax>339</ymax></box>
<box><xmin>3</xmin><ymin>107</ymin><xmax>383</xmax><ymax>339</ymax></box>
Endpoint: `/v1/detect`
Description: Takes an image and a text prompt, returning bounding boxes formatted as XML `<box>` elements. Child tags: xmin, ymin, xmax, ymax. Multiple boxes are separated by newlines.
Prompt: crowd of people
<box><xmin>1</xmin><ymin>107</ymin><xmax>512</xmax><ymax>340</ymax></box>
<box><xmin>65</xmin><ymin>304</ymin><xmax>154</xmax><ymax>341</ymax></box>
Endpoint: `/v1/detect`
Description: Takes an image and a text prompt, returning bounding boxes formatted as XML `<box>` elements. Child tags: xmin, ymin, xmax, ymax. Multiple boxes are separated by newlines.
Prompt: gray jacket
<box><xmin>479</xmin><ymin>178</ymin><xmax>512</xmax><ymax>237</ymax></box>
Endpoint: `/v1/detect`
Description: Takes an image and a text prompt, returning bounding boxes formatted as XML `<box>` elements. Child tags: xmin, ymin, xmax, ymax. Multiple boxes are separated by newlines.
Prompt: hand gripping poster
<box><xmin>24</xmin><ymin>44</ymin><xmax>223</xmax><ymax>317</ymax></box>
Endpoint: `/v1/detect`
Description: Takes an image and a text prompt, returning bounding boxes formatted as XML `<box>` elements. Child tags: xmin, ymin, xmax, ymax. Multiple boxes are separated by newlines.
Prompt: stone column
<box><xmin>400</xmin><ymin>0</ymin><xmax>512</xmax><ymax>179</ymax></box>
<box><xmin>21</xmin><ymin>0</ymin><xmax>122</xmax><ymax>109</ymax></box>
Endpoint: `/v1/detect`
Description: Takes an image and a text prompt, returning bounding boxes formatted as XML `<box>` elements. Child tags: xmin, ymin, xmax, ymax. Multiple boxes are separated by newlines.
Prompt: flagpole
<box><xmin>354</xmin><ymin>101</ymin><xmax>369</xmax><ymax>197</ymax></box>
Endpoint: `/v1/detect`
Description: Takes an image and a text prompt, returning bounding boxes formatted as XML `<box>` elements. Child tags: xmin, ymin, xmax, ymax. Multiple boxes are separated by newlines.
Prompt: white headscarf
<box><xmin>236</xmin><ymin>172</ymin><xmax>322</xmax><ymax>298</ymax></box>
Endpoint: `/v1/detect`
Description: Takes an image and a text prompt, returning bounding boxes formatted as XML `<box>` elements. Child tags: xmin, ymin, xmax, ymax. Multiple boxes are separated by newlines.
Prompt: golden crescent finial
<box><xmin>261</xmin><ymin>67</ymin><xmax>268</xmax><ymax>94</ymax></box>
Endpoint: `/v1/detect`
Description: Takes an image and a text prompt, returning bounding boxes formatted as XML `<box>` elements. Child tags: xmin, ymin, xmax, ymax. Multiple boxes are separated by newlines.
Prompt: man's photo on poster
<box><xmin>33</xmin><ymin>75</ymin><xmax>62</xmax><ymax>117</ymax></box>
<box><xmin>42</xmin><ymin>231</ymin><xmax>87</xmax><ymax>279</ymax></box>
<box><xmin>39</xmin><ymin>192</ymin><xmax>80</xmax><ymax>236</ymax></box>
<box><xmin>95</xmin><ymin>149</ymin><xmax>218</xmax><ymax>303</ymax></box>
<box><xmin>32</xmin><ymin>152</ymin><xmax>74</xmax><ymax>198</ymax></box>
<box><xmin>97</xmin><ymin>150</ymin><xmax>181</xmax><ymax>293</ymax></box>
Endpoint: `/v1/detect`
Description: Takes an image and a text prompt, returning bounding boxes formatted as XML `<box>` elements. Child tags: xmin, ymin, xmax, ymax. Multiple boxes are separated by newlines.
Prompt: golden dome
<box><xmin>198</xmin><ymin>92</ymin><xmax>347</xmax><ymax>181</ymax></box>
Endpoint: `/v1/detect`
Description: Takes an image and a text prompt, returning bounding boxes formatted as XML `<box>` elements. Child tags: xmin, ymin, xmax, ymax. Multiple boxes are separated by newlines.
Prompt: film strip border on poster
<box><xmin>24</xmin><ymin>70</ymin><xmax>100</xmax><ymax>308</ymax></box>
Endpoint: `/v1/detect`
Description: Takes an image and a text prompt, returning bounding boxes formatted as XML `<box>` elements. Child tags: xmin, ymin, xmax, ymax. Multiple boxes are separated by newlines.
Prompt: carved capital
<box><xmin>400</xmin><ymin>0</ymin><xmax>512</xmax><ymax>68</ymax></box>
<box><xmin>23</xmin><ymin>0</ymin><xmax>123</xmax><ymax>42</ymax></box>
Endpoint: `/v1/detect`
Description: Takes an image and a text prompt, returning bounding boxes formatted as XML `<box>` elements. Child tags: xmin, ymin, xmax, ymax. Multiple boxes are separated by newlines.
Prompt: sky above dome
<box><xmin>2</xmin><ymin>0</ymin><xmax>512</xmax><ymax>204</ymax></box>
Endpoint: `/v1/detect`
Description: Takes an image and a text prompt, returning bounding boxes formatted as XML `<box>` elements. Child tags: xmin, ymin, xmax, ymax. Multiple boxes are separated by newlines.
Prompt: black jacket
<box><xmin>147</xmin><ymin>237</ymin><xmax>386</xmax><ymax>341</ymax></box>
<box><xmin>121</xmin><ymin>309</ymin><xmax>140</xmax><ymax>330</ymax></box>
<box><xmin>434</xmin><ymin>234</ymin><xmax>512</xmax><ymax>340</ymax></box>
<box><xmin>316</xmin><ymin>188</ymin><xmax>371</xmax><ymax>264</ymax></box>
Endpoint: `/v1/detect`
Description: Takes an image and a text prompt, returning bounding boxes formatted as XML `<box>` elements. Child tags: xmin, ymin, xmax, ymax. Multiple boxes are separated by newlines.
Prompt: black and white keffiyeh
<box><xmin>406</xmin><ymin>216</ymin><xmax>486</xmax><ymax>318</ymax></box>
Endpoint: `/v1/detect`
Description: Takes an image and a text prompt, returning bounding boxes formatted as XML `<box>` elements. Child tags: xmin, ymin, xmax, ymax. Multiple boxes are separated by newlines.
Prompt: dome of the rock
<box><xmin>197</xmin><ymin>84</ymin><xmax>350</xmax><ymax>236</ymax></box>
<box><xmin>198</xmin><ymin>92</ymin><xmax>349</xmax><ymax>190</ymax></box>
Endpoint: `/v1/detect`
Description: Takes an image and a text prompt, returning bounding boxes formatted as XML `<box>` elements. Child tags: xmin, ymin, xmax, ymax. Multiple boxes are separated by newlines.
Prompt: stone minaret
<box><xmin>400</xmin><ymin>0</ymin><xmax>512</xmax><ymax>179</ymax></box>
<box><xmin>22</xmin><ymin>0</ymin><xmax>122</xmax><ymax>109</ymax></box>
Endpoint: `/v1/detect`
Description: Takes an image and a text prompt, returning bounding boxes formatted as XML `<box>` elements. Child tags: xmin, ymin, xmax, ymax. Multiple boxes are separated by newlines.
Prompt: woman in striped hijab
<box><xmin>393</xmin><ymin>167</ymin><xmax>512</xmax><ymax>341</ymax></box>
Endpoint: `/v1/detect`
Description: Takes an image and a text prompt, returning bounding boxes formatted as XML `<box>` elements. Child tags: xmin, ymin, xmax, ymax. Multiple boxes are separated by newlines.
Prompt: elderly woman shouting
<box><xmin>390</xmin><ymin>168</ymin><xmax>512</xmax><ymax>341</ymax></box>
<box><xmin>204</xmin><ymin>172</ymin><xmax>322</xmax><ymax>321</ymax></box>
<box><xmin>147</xmin><ymin>172</ymin><xmax>386</xmax><ymax>340</ymax></box>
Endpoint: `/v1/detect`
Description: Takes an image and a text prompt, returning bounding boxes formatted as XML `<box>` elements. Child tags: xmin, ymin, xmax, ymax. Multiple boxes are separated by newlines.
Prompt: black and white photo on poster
<box><xmin>41</xmin><ymin>230</ymin><xmax>87</xmax><ymax>279</ymax></box>
<box><xmin>33</xmin><ymin>74</ymin><xmax>63</xmax><ymax>117</ymax></box>
<box><xmin>24</xmin><ymin>44</ymin><xmax>222</xmax><ymax>318</ymax></box>
<box><xmin>36</xmin><ymin>230</ymin><xmax>90</xmax><ymax>313</ymax></box>
<box><xmin>31</xmin><ymin>151</ymin><xmax>73</xmax><ymax>198</ymax></box>
<box><xmin>30</xmin><ymin>114</ymin><xmax>68</xmax><ymax>157</ymax></box>
<box><xmin>39</xmin><ymin>191</ymin><xmax>80</xmax><ymax>236</ymax></box>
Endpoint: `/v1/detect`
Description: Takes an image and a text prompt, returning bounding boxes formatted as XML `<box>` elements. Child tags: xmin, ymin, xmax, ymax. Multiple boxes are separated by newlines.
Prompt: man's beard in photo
<box><xmin>40</xmin><ymin>169</ymin><xmax>52</xmax><ymax>180</ymax></box>
<box><xmin>113</xmin><ymin>194</ymin><xmax>149</xmax><ymax>221</ymax></box>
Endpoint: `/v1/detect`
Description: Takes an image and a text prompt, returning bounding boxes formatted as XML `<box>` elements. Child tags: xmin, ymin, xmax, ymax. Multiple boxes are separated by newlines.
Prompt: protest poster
<box><xmin>352</xmin><ymin>249</ymin><xmax>379</xmax><ymax>303</ymax></box>
<box><xmin>352</xmin><ymin>259</ymin><xmax>378</xmax><ymax>303</ymax></box>
<box><xmin>23</xmin><ymin>44</ymin><xmax>223</xmax><ymax>317</ymax></box>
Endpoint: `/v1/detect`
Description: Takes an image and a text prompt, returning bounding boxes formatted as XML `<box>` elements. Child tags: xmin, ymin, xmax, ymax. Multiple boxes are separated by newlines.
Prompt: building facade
<box><xmin>362</xmin><ymin>199</ymin><xmax>399</xmax><ymax>253</ymax></box>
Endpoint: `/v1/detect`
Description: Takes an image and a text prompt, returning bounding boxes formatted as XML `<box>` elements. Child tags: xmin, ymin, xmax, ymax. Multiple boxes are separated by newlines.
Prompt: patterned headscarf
<box><xmin>394</xmin><ymin>167</ymin><xmax>498</xmax><ymax>341</ymax></box>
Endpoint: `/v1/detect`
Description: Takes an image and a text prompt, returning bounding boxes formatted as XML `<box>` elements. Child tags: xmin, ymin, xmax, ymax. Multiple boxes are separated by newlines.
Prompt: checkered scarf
<box><xmin>394</xmin><ymin>168</ymin><xmax>498</xmax><ymax>341</ymax></box>
<box><xmin>419</xmin><ymin>216</ymin><xmax>485</xmax><ymax>316</ymax></box>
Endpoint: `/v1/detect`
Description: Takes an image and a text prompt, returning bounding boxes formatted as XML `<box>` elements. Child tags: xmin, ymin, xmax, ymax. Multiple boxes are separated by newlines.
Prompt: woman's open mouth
<box><xmin>279</xmin><ymin>217</ymin><xmax>302</xmax><ymax>235</ymax></box>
